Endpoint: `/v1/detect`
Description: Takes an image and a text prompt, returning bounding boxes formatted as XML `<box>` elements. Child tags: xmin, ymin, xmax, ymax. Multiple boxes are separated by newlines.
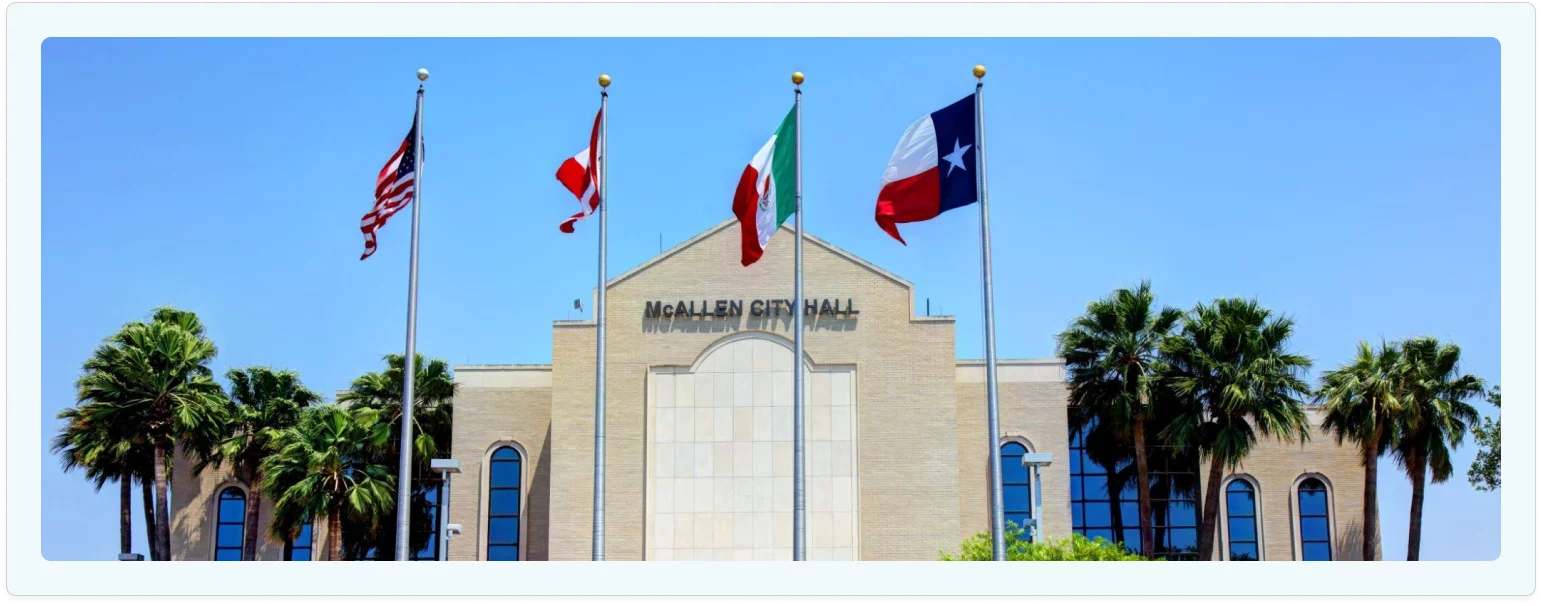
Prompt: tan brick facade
<box><xmin>169</xmin><ymin>219</ymin><xmax>1376</xmax><ymax>561</ymax></box>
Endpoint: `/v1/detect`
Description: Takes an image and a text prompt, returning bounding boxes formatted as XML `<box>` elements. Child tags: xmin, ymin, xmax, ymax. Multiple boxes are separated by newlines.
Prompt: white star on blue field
<box><xmin>942</xmin><ymin>139</ymin><xmax>972</xmax><ymax>177</ymax></box>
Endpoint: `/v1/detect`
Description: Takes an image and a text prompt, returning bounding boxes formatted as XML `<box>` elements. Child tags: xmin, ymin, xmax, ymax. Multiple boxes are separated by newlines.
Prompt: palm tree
<box><xmin>338</xmin><ymin>353</ymin><xmax>454</xmax><ymax>558</ymax></box>
<box><xmin>1057</xmin><ymin>281</ymin><xmax>1182</xmax><ymax>558</ymax></box>
<box><xmin>51</xmin><ymin>402</ymin><xmax>138</xmax><ymax>557</ymax></box>
<box><xmin>74</xmin><ymin>307</ymin><xmax>228</xmax><ymax>560</ymax></box>
<box><xmin>261</xmin><ymin>405</ymin><xmax>396</xmax><ymax>561</ymax></box>
<box><xmin>1317</xmin><ymin>340</ymin><xmax>1406</xmax><ymax>561</ymax></box>
<box><xmin>1395</xmin><ymin>337</ymin><xmax>1483</xmax><ymax>561</ymax></box>
<box><xmin>1160</xmin><ymin>298</ymin><xmax>1313</xmax><ymax>560</ymax></box>
<box><xmin>196</xmin><ymin>367</ymin><xmax>319</xmax><ymax>560</ymax></box>
<box><xmin>339</xmin><ymin>353</ymin><xmax>455</xmax><ymax>463</ymax></box>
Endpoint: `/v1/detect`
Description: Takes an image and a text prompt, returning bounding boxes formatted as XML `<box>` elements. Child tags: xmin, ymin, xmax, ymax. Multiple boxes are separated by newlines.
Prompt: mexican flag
<box><xmin>732</xmin><ymin>106</ymin><xmax>798</xmax><ymax>266</ymax></box>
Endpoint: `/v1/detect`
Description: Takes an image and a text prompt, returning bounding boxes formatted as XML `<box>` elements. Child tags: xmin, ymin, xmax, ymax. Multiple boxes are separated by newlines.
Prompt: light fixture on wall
<box><xmin>431</xmin><ymin>458</ymin><xmax>462</xmax><ymax>561</ymax></box>
<box><xmin>1021</xmin><ymin>452</ymin><xmax>1053</xmax><ymax>542</ymax></box>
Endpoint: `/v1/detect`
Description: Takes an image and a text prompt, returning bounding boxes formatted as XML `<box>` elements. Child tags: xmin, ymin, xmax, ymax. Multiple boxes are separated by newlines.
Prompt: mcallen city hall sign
<box><xmin>644</xmin><ymin>298</ymin><xmax>859</xmax><ymax>319</ymax></box>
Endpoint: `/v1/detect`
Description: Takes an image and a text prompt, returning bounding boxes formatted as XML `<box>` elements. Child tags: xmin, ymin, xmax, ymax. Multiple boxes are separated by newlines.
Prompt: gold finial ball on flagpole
<box><xmin>417</xmin><ymin>68</ymin><xmax>430</xmax><ymax>82</ymax></box>
<box><xmin>791</xmin><ymin>71</ymin><xmax>805</xmax><ymax>86</ymax></box>
<box><xmin>973</xmin><ymin>65</ymin><xmax>986</xmax><ymax>79</ymax></box>
<box><xmin>599</xmin><ymin>73</ymin><xmax>611</xmax><ymax>88</ymax></box>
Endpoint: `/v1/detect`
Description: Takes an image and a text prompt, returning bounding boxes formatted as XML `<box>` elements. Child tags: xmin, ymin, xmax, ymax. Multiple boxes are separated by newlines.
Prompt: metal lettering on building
<box><xmin>643</xmin><ymin>299</ymin><xmax>859</xmax><ymax>319</ymax></box>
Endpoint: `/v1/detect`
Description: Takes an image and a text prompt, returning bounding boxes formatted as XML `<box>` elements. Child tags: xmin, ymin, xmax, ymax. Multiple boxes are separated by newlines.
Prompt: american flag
<box><xmin>359</xmin><ymin>111</ymin><xmax>419</xmax><ymax>260</ymax></box>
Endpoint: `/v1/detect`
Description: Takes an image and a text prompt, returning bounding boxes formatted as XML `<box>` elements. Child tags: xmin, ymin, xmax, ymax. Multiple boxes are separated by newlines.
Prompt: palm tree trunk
<box><xmin>327</xmin><ymin>504</ymin><xmax>343</xmax><ymax>562</ymax></box>
<box><xmin>1362</xmin><ymin>426</ymin><xmax>1380</xmax><ymax>561</ymax></box>
<box><xmin>140</xmin><ymin>478</ymin><xmax>159</xmax><ymax>560</ymax></box>
<box><xmin>1132</xmin><ymin>420</ymin><xmax>1155</xmax><ymax>559</ymax></box>
<box><xmin>1197</xmin><ymin>454</ymin><xmax>1226</xmax><ymax>560</ymax></box>
<box><xmin>152</xmin><ymin>442</ymin><xmax>172</xmax><ymax>561</ymax></box>
<box><xmin>119</xmin><ymin>472</ymin><xmax>133</xmax><ymax>556</ymax></box>
<box><xmin>1407</xmin><ymin>445</ymin><xmax>1427</xmax><ymax>561</ymax></box>
<box><xmin>242</xmin><ymin>465</ymin><xmax>262</xmax><ymax>561</ymax></box>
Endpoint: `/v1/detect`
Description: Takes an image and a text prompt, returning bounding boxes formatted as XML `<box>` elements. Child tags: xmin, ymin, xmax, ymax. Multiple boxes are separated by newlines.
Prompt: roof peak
<box><xmin>607</xmin><ymin>218</ymin><xmax>913</xmax><ymax>291</ymax></box>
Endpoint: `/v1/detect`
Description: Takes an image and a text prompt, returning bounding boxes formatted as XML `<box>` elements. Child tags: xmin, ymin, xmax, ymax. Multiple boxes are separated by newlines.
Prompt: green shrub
<box><xmin>940</xmin><ymin>522</ymin><xmax>1148</xmax><ymax>561</ymax></box>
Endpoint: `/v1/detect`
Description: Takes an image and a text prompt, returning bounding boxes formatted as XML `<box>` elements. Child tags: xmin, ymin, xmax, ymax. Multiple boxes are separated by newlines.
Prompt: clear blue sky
<box><xmin>41</xmin><ymin>37</ymin><xmax>1499</xmax><ymax>561</ymax></box>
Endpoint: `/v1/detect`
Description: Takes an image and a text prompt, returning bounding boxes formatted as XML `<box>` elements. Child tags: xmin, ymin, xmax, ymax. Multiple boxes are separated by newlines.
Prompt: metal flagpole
<box><xmin>394</xmin><ymin>67</ymin><xmax>430</xmax><ymax>562</ymax></box>
<box><xmin>791</xmin><ymin>70</ymin><xmax>806</xmax><ymax>562</ymax></box>
<box><xmin>592</xmin><ymin>73</ymin><xmax>611</xmax><ymax>561</ymax></box>
<box><xmin>973</xmin><ymin>64</ymin><xmax>1007</xmax><ymax>562</ymax></box>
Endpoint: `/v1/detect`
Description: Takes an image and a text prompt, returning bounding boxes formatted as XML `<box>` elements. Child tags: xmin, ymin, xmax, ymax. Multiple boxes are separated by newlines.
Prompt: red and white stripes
<box><xmin>556</xmin><ymin>108</ymin><xmax>603</xmax><ymax>233</ymax></box>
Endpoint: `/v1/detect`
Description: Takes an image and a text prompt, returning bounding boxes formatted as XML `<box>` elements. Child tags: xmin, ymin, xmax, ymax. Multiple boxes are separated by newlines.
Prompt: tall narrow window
<box><xmin>1000</xmin><ymin>442</ymin><xmax>1033</xmax><ymax>539</ymax></box>
<box><xmin>412</xmin><ymin>482</ymin><xmax>442</xmax><ymax>561</ymax></box>
<box><xmin>285</xmin><ymin>519</ymin><xmax>313</xmax><ymax>561</ymax></box>
<box><xmin>214</xmin><ymin>487</ymin><xmax>246</xmax><ymax>561</ymax></box>
<box><xmin>1297</xmin><ymin>477</ymin><xmax>1332</xmax><ymax>561</ymax></box>
<box><xmin>487</xmin><ymin>446</ymin><xmax>522</xmax><ymax>561</ymax></box>
<box><xmin>1225</xmin><ymin>479</ymin><xmax>1259</xmax><ymax>561</ymax></box>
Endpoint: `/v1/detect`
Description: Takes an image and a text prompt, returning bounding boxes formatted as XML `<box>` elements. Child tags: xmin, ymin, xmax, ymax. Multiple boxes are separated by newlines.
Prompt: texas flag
<box><xmin>873</xmin><ymin>93</ymin><xmax>978</xmax><ymax>244</ymax></box>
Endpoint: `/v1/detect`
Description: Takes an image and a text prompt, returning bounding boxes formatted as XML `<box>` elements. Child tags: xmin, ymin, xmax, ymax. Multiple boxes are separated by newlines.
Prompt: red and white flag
<box><xmin>359</xmin><ymin>110</ymin><xmax>419</xmax><ymax>260</ymax></box>
<box><xmin>556</xmin><ymin>108</ymin><xmax>603</xmax><ymax>233</ymax></box>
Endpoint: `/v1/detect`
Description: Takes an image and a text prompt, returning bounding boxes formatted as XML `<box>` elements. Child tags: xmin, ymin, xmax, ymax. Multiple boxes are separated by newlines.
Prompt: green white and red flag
<box><xmin>731</xmin><ymin>106</ymin><xmax>798</xmax><ymax>266</ymax></box>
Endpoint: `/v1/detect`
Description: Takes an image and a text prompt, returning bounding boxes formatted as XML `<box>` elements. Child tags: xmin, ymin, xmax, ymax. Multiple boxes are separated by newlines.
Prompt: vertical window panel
<box><xmin>214</xmin><ymin>487</ymin><xmax>246</xmax><ymax>561</ymax></box>
<box><xmin>1225</xmin><ymin>480</ymin><xmax>1259</xmax><ymax>561</ymax></box>
<box><xmin>999</xmin><ymin>442</ymin><xmax>1033</xmax><ymax>541</ymax></box>
<box><xmin>487</xmin><ymin>446</ymin><xmax>522</xmax><ymax>561</ymax></box>
<box><xmin>1297</xmin><ymin>477</ymin><xmax>1332</xmax><ymax>561</ymax></box>
<box><xmin>285</xmin><ymin>519</ymin><xmax>313</xmax><ymax>561</ymax></box>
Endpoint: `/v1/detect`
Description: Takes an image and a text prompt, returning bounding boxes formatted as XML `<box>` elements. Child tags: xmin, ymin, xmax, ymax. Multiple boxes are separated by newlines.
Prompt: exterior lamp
<box><xmin>1020</xmin><ymin>452</ymin><xmax>1053</xmax><ymax>542</ymax></box>
<box><xmin>430</xmin><ymin>459</ymin><xmax>462</xmax><ymax>561</ymax></box>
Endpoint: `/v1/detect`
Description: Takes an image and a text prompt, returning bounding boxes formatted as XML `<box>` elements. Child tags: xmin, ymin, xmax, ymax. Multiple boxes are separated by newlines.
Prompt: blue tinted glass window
<box><xmin>286</xmin><ymin>519</ymin><xmax>313</xmax><ymax>561</ymax></box>
<box><xmin>1083</xmin><ymin>502</ymin><xmax>1111</xmax><ymax>526</ymax></box>
<box><xmin>214</xmin><ymin>487</ymin><xmax>246</xmax><ymax>561</ymax></box>
<box><xmin>1226</xmin><ymin>480</ymin><xmax>1259</xmax><ymax>561</ymax></box>
<box><xmin>1122</xmin><ymin>529</ymin><xmax>1141</xmax><ymax>552</ymax></box>
<box><xmin>999</xmin><ymin>442</ymin><xmax>1034</xmax><ymax>540</ymax></box>
<box><xmin>1001</xmin><ymin>442</ymin><xmax>1028</xmax><ymax>481</ymax></box>
<box><xmin>411</xmin><ymin>482</ymin><xmax>443</xmax><ymax>561</ymax></box>
<box><xmin>1297</xmin><ymin>478</ymin><xmax>1332</xmax><ymax>561</ymax></box>
<box><xmin>487</xmin><ymin>446</ymin><xmax>522</xmax><ymax>561</ymax></box>
<box><xmin>1067</xmin><ymin>417</ymin><xmax>1201</xmax><ymax>560</ymax></box>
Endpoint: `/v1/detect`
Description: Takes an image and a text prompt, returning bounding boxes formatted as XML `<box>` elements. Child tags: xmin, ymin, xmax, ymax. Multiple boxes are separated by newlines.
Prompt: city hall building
<box><xmin>170</xmin><ymin>220</ymin><xmax>1377</xmax><ymax>562</ymax></box>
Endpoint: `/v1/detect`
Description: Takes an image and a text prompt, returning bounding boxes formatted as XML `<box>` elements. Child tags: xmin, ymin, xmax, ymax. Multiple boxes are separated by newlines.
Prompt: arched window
<box><xmin>1297</xmin><ymin>477</ymin><xmax>1332</xmax><ymax>561</ymax></box>
<box><xmin>486</xmin><ymin>446</ymin><xmax>522</xmax><ymax>561</ymax></box>
<box><xmin>214</xmin><ymin>487</ymin><xmax>246</xmax><ymax>561</ymax></box>
<box><xmin>1000</xmin><ymin>441</ymin><xmax>1033</xmax><ymax>539</ymax></box>
<box><xmin>285</xmin><ymin>519</ymin><xmax>313</xmax><ymax>561</ymax></box>
<box><xmin>1224</xmin><ymin>479</ymin><xmax>1259</xmax><ymax>561</ymax></box>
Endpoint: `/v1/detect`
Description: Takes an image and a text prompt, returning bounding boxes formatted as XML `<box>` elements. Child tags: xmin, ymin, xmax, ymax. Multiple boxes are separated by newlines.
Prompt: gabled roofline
<box><xmin>606</xmin><ymin>218</ymin><xmax>915</xmax><ymax>291</ymax></box>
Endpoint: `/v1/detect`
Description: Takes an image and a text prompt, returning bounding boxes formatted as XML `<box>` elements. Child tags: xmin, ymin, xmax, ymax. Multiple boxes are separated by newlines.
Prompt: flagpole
<box><xmin>394</xmin><ymin>67</ymin><xmax>429</xmax><ymax>562</ymax></box>
<box><xmin>591</xmin><ymin>73</ymin><xmax>611</xmax><ymax>561</ymax></box>
<box><xmin>973</xmin><ymin>64</ymin><xmax>1007</xmax><ymax>562</ymax></box>
<box><xmin>791</xmin><ymin>70</ymin><xmax>806</xmax><ymax>562</ymax></box>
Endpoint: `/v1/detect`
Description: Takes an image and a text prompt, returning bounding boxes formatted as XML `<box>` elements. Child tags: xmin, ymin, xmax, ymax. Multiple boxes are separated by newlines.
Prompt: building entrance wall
<box><xmin>644</xmin><ymin>333</ymin><xmax>859</xmax><ymax>561</ymax></box>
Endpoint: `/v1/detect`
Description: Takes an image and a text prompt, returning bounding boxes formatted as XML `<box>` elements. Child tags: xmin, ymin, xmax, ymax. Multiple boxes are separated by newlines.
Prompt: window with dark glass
<box><xmin>1297</xmin><ymin>477</ymin><xmax>1332</xmax><ymax>561</ymax></box>
<box><xmin>285</xmin><ymin>519</ymin><xmax>313</xmax><ymax>561</ymax></box>
<box><xmin>487</xmin><ymin>446</ymin><xmax>522</xmax><ymax>561</ymax></box>
<box><xmin>412</xmin><ymin>482</ymin><xmax>443</xmax><ymax>561</ymax></box>
<box><xmin>214</xmin><ymin>487</ymin><xmax>246</xmax><ymax>561</ymax></box>
<box><xmin>1225</xmin><ymin>479</ymin><xmax>1259</xmax><ymax>561</ymax></box>
<box><xmin>1000</xmin><ymin>442</ymin><xmax>1033</xmax><ymax>539</ymax></box>
<box><xmin>1068</xmin><ymin>418</ymin><xmax>1200</xmax><ymax>560</ymax></box>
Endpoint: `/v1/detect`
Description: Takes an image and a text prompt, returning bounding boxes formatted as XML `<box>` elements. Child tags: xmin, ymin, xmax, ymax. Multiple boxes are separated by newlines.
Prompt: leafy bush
<box><xmin>940</xmin><ymin>522</ymin><xmax>1148</xmax><ymax>561</ymax></box>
